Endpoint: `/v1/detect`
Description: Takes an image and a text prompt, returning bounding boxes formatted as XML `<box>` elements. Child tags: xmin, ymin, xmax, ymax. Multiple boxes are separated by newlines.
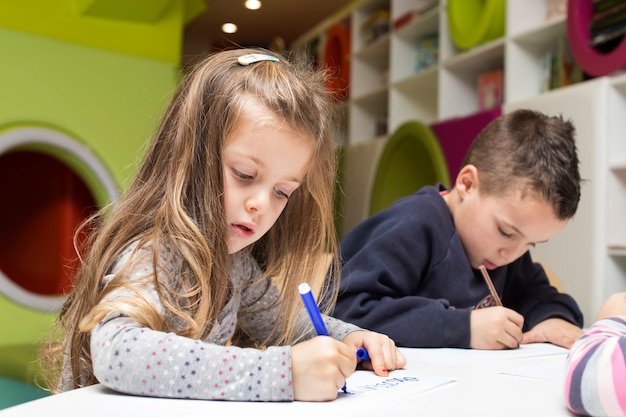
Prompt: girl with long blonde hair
<box><xmin>41</xmin><ymin>48</ymin><xmax>405</xmax><ymax>402</ymax></box>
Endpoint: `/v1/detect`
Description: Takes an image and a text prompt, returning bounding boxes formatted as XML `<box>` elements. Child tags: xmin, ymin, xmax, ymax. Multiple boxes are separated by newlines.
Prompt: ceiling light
<box><xmin>221</xmin><ymin>23</ymin><xmax>238</xmax><ymax>34</ymax></box>
<box><xmin>244</xmin><ymin>0</ymin><xmax>261</xmax><ymax>10</ymax></box>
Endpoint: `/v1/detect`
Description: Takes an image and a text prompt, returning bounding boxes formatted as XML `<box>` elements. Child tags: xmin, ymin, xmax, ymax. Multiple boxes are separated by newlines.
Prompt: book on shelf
<box><xmin>590</xmin><ymin>22</ymin><xmax>626</xmax><ymax>46</ymax></box>
<box><xmin>593</xmin><ymin>0</ymin><xmax>626</xmax><ymax>14</ymax></box>
<box><xmin>414</xmin><ymin>35</ymin><xmax>439</xmax><ymax>73</ymax></box>
<box><xmin>590</xmin><ymin>6</ymin><xmax>626</xmax><ymax>31</ymax></box>
<box><xmin>541</xmin><ymin>36</ymin><xmax>583</xmax><ymax>92</ymax></box>
<box><xmin>591</xmin><ymin>0</ymin><xmax>626</xmax><ymax>22</ymax></box>
<box><xmin>477</xmin><ymin>69</ymin><xmax>503</xmax><ymax>111</ymax></box>
<box><xmin>590</xmin><ymin>0</ymin><xmax>626</xmax><ymax>46</ymax></box>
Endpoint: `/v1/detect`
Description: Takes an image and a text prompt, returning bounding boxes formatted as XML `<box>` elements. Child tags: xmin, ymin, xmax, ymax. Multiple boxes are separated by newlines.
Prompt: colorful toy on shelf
<box><xmin>448</xmin><ymin>0</ymin><xmax>505</xmax><ymax>50</ymax></box>
<box><xmin>323</xmin><ymin>23</ymin><xmax>351</xmax><ymax>101</ymax></box>
<box><xmin>360</xmin><ymin>9</ymin><xmax>390</xmax><ymax>45</ymax></box>
<box><xmin>568</xmin><ymin>0</ymin><xmax>626</xmax><ymax>76</ymax></box>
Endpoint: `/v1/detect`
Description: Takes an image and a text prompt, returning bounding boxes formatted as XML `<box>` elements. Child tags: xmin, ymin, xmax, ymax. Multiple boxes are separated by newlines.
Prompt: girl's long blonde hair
<box><xmin>40</xmin><ymin>48</ymin><xmax>342</xmax><ymax>392</ymax></box>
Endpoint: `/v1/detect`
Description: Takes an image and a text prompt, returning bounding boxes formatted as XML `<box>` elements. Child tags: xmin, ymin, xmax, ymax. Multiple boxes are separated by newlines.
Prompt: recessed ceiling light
<box><xmin>221</xmin><ymin>23</ymin><xmax>238</xmax><ymax>34</ymax></box>
<box><xmin>244</xmin><ymin>0</ymin><xmax>261</xmax><ymax>10</ymax></box>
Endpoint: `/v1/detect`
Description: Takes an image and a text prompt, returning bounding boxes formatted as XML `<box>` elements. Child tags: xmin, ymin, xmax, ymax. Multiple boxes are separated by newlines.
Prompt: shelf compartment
<box><xmin>350</xmin><ymin>34</ymin><xmax>390</xmax><ymax>99</ymax></box>
<box><xmin>506</xmin><ymin>17</ymin><xmax>568</xmax><ymax>102</ymax></box>
<box><xmin>390</xmin><ymin>5</ymin><xmax>439</xmax><ymax>83</ymax></box>
<box><xmin>349</xmin><ymin>88</ymin><xmax>389</xmax><ymax>143</ymax></box>
<box><xmin>507</xmin><ymin>0</ymin><xmax>566</xmax><ymax>37</ymax></box>
<box><xmin>439</xmin><ymin>38</ymin><xmax>505</xmax><ymax>119</ymax></box>
<box><xmin>390</xmin><ymin>67</ymin><xmax>439</xmax><ymax>126</ymax></box>
<box><xmin>352</xmin><ymin>0</ymin><xmax>391</xmax><ymax>53</ymax></box>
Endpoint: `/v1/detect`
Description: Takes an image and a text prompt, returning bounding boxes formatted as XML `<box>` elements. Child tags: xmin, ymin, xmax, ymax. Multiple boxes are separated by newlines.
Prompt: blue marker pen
<box><xmin>299</xmin><ymin>283</ymin><xmax>329</xmax><ymax>336</ymax></box>
<box><xmin>356</xmin><ymin>348</ymin><xmax>370</xmax><ymax>361</ymax></box>
<box><xmin>298</xmin><ymin>283</ymin><xmax>347</xmax><ymax>393</ymax></box>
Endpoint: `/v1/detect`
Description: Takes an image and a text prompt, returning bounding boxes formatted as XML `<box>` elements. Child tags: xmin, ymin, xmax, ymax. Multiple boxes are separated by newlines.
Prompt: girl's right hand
<box><xmin>291</xmin><ymin>336</ymin><xmax>357</xmax><ymax>401</ymax></box>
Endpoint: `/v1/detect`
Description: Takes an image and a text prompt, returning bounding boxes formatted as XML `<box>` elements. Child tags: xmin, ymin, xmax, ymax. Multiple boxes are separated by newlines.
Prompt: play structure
<box><xmin>0</xmin><ymin>0</ymin><xmax>203</xmax><ymax>408</ymax></box>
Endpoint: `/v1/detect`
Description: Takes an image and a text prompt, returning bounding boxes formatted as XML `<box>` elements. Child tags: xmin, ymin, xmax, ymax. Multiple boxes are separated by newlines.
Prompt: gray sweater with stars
<box><xmin>79</xmin><ymin>245</ymin><xmax>361</xmax><ymax>401</ymax></box>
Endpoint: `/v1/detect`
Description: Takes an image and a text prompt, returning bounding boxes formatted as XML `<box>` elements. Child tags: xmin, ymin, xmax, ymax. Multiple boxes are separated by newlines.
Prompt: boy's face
<box><xmin>222</xmin><ymin>105</ymin><xmax>313</xmax><ymax>254</ymax></box>
<box><xmin>451</xmin><ymin>167</ymin><xmax>568</xmax><ymax>270</ymax></box>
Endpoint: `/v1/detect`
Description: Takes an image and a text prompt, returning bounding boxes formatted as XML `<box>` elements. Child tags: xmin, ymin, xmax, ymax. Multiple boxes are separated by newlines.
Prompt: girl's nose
<box><xmin>245</xmin><ymin>189</ymin><xmax>270</xmax><ymax>213</ymax></box>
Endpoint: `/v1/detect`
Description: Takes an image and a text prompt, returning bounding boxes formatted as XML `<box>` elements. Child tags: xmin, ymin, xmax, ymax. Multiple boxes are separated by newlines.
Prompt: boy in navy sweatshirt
<box><xmin>333</xmin><ymin>109</ymin><xmax>584</xmax><ymax>349</ymax></box>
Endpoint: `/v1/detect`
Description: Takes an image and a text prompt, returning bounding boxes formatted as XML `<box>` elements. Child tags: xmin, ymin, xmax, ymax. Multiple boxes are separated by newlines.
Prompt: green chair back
<box><xmin>369</xmin><ymin>121</ymin><xmax>450</xmax><ymax>216</ymax></box>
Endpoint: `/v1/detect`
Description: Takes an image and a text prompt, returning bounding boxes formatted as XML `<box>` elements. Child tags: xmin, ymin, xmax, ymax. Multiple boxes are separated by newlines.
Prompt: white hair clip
<box><xmin>237</xmin><ymin>53</ymin><xmax>280</xmax><ymax>66</ymax></box>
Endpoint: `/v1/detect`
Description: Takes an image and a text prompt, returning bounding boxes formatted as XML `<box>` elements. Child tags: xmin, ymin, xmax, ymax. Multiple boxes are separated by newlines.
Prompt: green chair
<box><xmin>369</xmin><ymin>120</ymin><xmax>450</xmax><ymax>216</ymax></box>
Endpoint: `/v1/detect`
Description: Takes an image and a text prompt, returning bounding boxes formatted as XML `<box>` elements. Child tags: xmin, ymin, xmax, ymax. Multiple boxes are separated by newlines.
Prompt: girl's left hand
<box><xmin>342</xmin><ymin>330</ymin><xmax>406</xmax><ymax>376</ymax></box>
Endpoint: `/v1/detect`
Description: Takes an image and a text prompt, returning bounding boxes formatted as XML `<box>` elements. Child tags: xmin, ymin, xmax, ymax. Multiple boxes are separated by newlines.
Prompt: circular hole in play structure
<box><xmin>0</xmin><ymin>150</ymin><xmax>96</xmax><ymax>296</ymax></box>
<box><xmin>0</xmin><ymin>126</ymin><xmax>118</xmax><ymax>311</ymax></box>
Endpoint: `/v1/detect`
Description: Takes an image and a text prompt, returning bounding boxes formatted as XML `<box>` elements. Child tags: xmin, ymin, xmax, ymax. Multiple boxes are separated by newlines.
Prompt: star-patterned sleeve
<box><xmin>89</xmin><ymin>248</ymin><xmax>362</xmax><ymax>401</ymax></box>
<box><xmin>91</xmin><ymin>315</ymin><xmax>296</xmax><ymax>401</ymax></box>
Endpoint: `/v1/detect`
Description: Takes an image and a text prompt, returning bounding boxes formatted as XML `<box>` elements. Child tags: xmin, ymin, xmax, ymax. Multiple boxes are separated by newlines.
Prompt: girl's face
<box><xmin>222</xmin><ymin>109</ymin><xmax>313</xmax><ymax>254</ymax></box>
<box><xmin>450</xmin><ymin>166</ymin><xmax>568</xmax><ymax>270</ymax></box>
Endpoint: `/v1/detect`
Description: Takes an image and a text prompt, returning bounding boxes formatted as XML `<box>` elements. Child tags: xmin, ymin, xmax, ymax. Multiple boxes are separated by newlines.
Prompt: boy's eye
<box><xmin>498</xmin><ymin>227</ymin><xmax>512</xmax><ymax>238</ymax></box>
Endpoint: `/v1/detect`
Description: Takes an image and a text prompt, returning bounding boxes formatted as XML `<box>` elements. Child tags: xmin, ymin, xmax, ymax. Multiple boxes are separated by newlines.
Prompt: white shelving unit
<box><xmin>295</xmin><ymin>0</ymin><xmax>626</xmax><ymax>324</ymax></box>
<box><xmin>346</xmin><ymin>0</ymin><xmax>576</xmax><ymax>143</ymax></box>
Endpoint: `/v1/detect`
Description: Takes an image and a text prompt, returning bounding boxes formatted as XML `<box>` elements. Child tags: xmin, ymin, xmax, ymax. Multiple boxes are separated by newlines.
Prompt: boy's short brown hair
<box><xmin>462</xmin><ymin>109</ymin><xmax>581</xmax><ymax>220</ymax></box>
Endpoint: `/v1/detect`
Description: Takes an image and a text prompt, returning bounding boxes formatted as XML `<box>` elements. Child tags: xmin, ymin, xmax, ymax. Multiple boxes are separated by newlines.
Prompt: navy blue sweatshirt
<box><xmin>333</xmin><ymin>185</ymin><xmax>583</xmax><ymax>348</ymax></box>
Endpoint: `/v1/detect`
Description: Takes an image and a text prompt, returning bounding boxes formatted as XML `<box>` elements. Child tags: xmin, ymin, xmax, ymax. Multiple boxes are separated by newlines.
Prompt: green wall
<box><xmin>0</xmin><ymin>0</ymin><xmax>204</xmax><ymax>373</ymax></box>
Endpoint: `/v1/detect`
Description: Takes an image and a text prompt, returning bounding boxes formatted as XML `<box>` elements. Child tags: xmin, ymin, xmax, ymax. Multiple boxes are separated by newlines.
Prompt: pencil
<box><xmin>479</xmin><ymin>265</ymin><xmax>503</xmax><ymax>307</ymax></box>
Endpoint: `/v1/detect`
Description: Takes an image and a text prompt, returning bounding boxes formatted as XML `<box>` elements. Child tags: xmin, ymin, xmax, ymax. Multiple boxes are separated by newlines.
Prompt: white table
<box><xmin>0</xmin><ymin>344</ymin><xmax>576</xmax><ymax>417</ymax></box>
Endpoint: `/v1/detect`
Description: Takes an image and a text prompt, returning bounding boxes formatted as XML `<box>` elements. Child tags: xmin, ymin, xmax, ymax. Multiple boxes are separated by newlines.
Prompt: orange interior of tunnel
<box><xmin>0</xmin><ymin>151</ymin><xmax>97</xmax><ymax>296</ymax></box>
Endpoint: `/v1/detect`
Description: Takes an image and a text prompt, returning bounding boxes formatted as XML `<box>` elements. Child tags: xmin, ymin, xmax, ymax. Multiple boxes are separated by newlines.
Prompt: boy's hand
<box><xmin>521</xmin><ymin>317</ymin><xmax>583</xmax><ymax>348</ymax></box>
<box><xmin>342</xmin><ymin>330</ymin><xmax>406</xmax><ymax>376</ymax></box>
<box><xmin>470</xmin><ymin>307</ymin><xmax>524</xmax><ymax>349</ymax></box>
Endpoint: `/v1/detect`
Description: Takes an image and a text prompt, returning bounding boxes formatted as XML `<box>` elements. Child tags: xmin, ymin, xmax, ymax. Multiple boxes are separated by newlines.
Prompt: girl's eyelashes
<box><xmin>233</xmin><ymin>169</ymin><xmax>253</xmax><ymax>181</ymax></box>
<box><xmin>232</xmin><ymin>167</ymin><xmax>293</xmax><ymax>199</ymax></box>
<box><xmin>273</xmin><ymin>187</ymin><xmax>290</xmax><ymax>199</ymax></box>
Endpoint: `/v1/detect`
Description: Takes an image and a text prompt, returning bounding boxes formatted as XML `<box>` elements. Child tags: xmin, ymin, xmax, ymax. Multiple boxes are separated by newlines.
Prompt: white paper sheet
<box><xmin>338</xmin><ymin>369</ymin><xmax>454</xmax><ymax>400</ymax></box>
<box><xmin>500</xmin><ymin>356</ymin><xmax>566</xmax><ymax>382</ymax></box>
<box><xmin>406</xmin><ymin>343</ymin><xmax>568</xmax><ymax>365</ymax></box>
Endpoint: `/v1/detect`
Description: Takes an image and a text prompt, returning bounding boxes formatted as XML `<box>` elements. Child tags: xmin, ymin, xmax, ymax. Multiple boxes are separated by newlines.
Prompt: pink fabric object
<box><xmin>430</xmin><ymin>107</ymin><xmax>502</xmax><ymax>182</ymax></box>
<box><xmin>564</xmin><ymin>317</ymin><xmax>626</xmax><ymax>416</ymax></box>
